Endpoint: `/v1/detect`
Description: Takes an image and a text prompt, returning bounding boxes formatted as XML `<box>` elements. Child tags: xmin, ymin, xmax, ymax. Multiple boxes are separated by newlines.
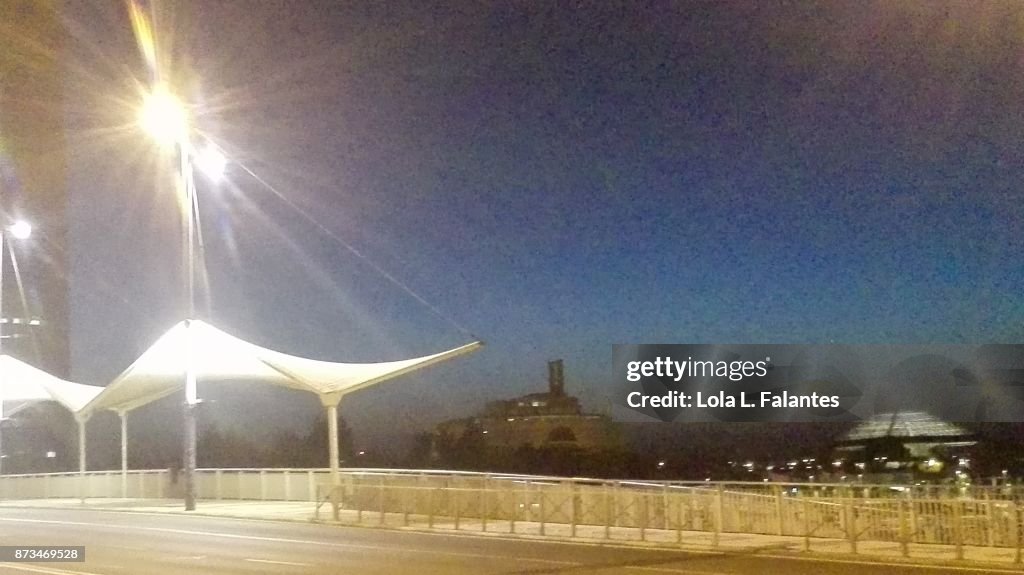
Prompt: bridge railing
<box><xmin>2</xmin><ymin>468</ymin><xmax>1023</xmax><ymax>560</ymax></box>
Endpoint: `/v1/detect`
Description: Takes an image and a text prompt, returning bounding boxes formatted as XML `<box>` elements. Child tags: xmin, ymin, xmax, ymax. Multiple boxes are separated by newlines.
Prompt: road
<box><xmin>0</xmin><ymin>508</ymin><xmax>1013</xmax><ymax>574</ymax></box>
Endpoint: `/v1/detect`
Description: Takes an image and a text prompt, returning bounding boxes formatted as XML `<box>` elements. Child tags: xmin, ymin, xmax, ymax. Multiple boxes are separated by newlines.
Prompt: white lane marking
<box><xmin>244</xmin><ymin>558</ymin><xmax>312</xmax><ymax>567</ymax></box>
<box><xmin>622</xmin><ymin>564</ymin><xmax>729</xmax><ymax>568</ymax></box>
<box><xmin>0</xmin><ymin>565</ymin><xmax>106</xmax><ymax>575</ymax></box>
<box><xmin>0</xmin><ymin>517</ymin><xmax>574</xmax><ymax>567</ymax></box>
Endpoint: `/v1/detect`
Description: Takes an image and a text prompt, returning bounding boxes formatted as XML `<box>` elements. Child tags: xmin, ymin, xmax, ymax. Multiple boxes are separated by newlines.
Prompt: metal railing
<box><xmin>2</xmin><ymin>468</ymin><xmax>1023</xmax><ymax>561</ymax></box>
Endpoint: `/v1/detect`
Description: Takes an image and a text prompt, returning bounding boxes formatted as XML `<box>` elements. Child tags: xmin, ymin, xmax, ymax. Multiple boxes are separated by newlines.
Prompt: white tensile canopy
<box><xmin>80</xmin><ymin>319</ymin><xmax>481</xmax><ymax>414</ymax></box>
<box><xmin>0</xmin><ymin>354</ymin><xmax>104</xmax><ymax>415</ymax></box>
<box><xmin>0</xmin><ymin>321</ymin><xmax>480</xmax><ymax>492</ymax></box>
<box><xmin>0</xmin><ymin>355</ymin><xmax>105</xmax><ymax>478</ymax></box>
<box><xmin>0</xmin><ymin>355</ymin><xmax>104</xmax><ymax>414</ymax></box>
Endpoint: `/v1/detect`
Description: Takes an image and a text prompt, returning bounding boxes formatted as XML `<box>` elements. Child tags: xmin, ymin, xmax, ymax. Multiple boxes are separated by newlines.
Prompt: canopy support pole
<box><xmin>320</xmin><ymin>393</ymin><xmax>343</xmax><ymax>487</ymax></box>
<box><xmin>118</xmin><ymin>410</ymin><xmax>128</xmax><ymax>498</ymax></box>
<box><xmin>319</xmin><ymin>393</ymin><xmax>343</xmax><ymax>520</ymax></box>
<box><xmin>76</xmin><ymin>414</ymin><xmax>89</xmax><ymax>503</ymax></box>
<box><xmin>328</xmin><ymin>403</ymin><xmax>340</xmax><ymax>485</ymax></box>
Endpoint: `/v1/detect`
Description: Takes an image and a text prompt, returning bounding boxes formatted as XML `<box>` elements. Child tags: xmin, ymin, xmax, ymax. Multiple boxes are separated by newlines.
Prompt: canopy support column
<box><xmin>320</xmin><ymin>393</ymin><xmax>343</xmax><ymax>486</ymax></box>
<box><xmin>320</xmin><ymin>393</ymin><xmax>344</xmax><ymax>522</ymax></box>
<box><xmin>75</xmin><ymin>413</ymin><xmax>90</xmax><ymax>502</ymax></box>
<box><xmin>118</xmin><ymin>410</ymin><xmax>128</xmax><ymax>498</ymax></box>
<box><xmin>327</xmin><ymin>403</ymin><xmax>339</xmax><ymax>485</ymax></box>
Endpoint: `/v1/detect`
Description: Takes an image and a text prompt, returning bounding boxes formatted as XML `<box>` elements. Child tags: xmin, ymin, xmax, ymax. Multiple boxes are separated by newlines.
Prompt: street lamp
<box><xmin>138</xmin><ymin>85</ymin><xmax>222</xmax><ymax>511</ymax></box>
<box><xmin>0</xmin><ymin>219</ymin><xmax>33</xmax><ymax>475</ymax></box>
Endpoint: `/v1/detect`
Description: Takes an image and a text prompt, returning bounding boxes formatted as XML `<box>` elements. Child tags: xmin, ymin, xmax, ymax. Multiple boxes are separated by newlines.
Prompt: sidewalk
<box><xmin>2</xmin><ymin>498</ymin><xmax>1022</xmax><ymax>569</ymax></box>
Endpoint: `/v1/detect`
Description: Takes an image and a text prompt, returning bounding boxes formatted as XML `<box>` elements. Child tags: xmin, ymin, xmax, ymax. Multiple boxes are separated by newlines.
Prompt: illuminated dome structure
<box><xmin>833</xmin><ymin>411</ymin><xmax>976</xmax><ymax>482</ymax></box>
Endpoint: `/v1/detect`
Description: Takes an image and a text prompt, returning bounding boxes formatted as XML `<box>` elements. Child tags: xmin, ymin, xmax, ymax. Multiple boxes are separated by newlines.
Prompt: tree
<box><xmin>301</xmin><ymin>410</ymin><xmax>354</xmax><ymax>467</ymax></box>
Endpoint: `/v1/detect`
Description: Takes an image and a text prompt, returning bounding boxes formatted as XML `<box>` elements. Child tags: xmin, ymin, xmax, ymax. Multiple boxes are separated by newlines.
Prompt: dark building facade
<box><xmin>0</xmin><ymin>0</ymin><xmax>70</xmax><ymax>378</ymax></box>
<box><xmin>434</xmin><ymin>360</ymin><xmax>622</xmax><ymax>456</ymax></box>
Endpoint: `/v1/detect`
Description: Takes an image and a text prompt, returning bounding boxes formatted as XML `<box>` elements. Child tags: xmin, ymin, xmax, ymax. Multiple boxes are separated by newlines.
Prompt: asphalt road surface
<box><xmin>0</xmin><ymin>508</ymin><xmax>1013</xmax><ymax>574</ymax></box>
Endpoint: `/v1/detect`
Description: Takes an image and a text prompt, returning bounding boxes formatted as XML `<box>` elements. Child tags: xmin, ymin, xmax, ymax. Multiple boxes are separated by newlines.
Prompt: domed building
<box><xmin>833</xmin><ymin>411</ymin><xmax>976</xmax><ymax>482</ymax></box>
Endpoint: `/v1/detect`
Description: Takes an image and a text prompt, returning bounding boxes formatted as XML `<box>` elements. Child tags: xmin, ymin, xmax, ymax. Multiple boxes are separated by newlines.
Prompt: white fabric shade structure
<box><xmin>0</xmin><ymin>355</ymin><xmax>104</xmax><ymax>414</ymax></box>
<box><xmin>0</xmin><ymin>355</ymin><xmax>105</xmax><ymax>483</ymax></box>
<box><xmin>1</xmin><ymin>319</ymin><xmax>482</xmax><ymax>493</ymax></box>
<box><xmin>79</xmin><ymin>320</ymin><xmax>481</xmax><ymax>414</ymax></box>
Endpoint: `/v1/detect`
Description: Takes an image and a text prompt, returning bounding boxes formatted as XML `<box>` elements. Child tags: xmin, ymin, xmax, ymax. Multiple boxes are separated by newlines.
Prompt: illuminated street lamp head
<box><xmin>195</xmin><ymin>143</ymin><xmax>227</xmax><ymax>181</ymax></box>
<box><xmin>7</xmin><ymin>220</ymin><xmax>32</xmax><ymax>240</ymax></box>
<box><xmin>139</xmin><ymin>86</ymin><xmax>187</xmax><ymax>146</ymax></box>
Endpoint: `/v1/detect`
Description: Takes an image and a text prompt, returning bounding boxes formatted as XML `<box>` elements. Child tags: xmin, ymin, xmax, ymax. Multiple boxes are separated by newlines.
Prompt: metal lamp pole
<box><xmin>179</xmin><ymin>135</ymin><xmax>198</xmax><ymax>512</ymax></box>
<box><xmin>140</xmin><ymin>85</ymin><xmax>223</xmax><ymax>511</ymax></box>
<box><xmin>0</xmin><ymin>226</ymin><xmax>6</xmax><ymax>477</ymax></box>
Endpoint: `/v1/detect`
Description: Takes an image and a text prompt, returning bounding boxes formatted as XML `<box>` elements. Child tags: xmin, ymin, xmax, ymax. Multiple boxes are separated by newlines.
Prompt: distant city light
<box><xmin>45</xmin><ymin>451</ymin><xmax>56</xmax><ymax>458</ymax></box>
<box><xmin>7</xmin><ymin>220</ymin><xmax>32</xmax><ymax>240</ymax></box>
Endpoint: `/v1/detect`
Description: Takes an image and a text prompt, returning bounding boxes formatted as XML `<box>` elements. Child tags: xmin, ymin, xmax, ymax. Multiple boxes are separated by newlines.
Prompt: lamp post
<box><xmin>0</xmin><ymin>219</ymin><xmax>32</xmax><ymax>475</ymax></box>
<box><xmin>139</xmin><ymin>86</ymin><xmax>223</xmax><ymax>510</ymax></box>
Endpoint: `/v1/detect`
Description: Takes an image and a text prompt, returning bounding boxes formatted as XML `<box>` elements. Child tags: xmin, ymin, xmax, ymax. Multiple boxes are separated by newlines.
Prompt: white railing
<box><xmin>2</xmin><ymin>468</ymin><xmax>1023</xmax><ymax>561</ymax></box>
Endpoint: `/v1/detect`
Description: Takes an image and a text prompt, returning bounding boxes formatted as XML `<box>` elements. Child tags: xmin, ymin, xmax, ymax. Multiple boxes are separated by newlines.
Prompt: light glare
<box><xmin>196</xmin><ymin>144</ymin><xmax>227</xmax><ymax>180</ymax></box>
<box><xmin>140</xmin><ymin>87</ymin><xmax>187</xmax><ymax>145</ymax></box>
<box><xmin>8</xmin><ymin>220</ymin><xmax>32</xmax><ymax>240</ymax></box>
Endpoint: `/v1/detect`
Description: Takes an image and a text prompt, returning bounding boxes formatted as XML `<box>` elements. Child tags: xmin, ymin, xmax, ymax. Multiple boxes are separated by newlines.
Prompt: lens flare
<box><xmin>128</xmin><ymin>0</ymin><xmax>158</xmax><ymax>80</ymax></box>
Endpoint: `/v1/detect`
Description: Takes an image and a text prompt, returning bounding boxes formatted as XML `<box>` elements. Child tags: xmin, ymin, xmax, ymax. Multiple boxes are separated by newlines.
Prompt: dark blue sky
<box><xmin>64</xmin><ymin>2</ymin><xmax>1024</xmax><ymax>448</ymax></box>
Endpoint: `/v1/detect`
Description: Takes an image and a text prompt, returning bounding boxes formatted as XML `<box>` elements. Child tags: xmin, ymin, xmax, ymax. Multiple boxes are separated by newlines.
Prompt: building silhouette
<box><xmin>0</xmin><ymin>1</ymin><xmax>70</xmax><ymax>377</ymax></box>
<box><xmin>433</xmin><ymin>360</ymin><xmax>621</xmax><ymax>457</ymax></box>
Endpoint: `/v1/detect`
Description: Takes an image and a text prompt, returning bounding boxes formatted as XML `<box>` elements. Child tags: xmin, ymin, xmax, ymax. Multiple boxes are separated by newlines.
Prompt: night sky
<box><xmin>61</xmin><ymin>2</ymin><xmax>1024</xmax><ymax>450</ymax></box>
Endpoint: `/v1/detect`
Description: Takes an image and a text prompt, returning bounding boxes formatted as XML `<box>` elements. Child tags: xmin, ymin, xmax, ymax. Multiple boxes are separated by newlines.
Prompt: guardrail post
<box><xmin>1015</xmin><ymin>505</ymin><xmax>1022</xmax><ymax>564</ymax></box>
<box><xmin>676</xmin><ymin>488</ymin><xmax>683</xmax><ymax>544</ymax></box>
<box><xmin>259</xmin><ymin>470</ymin><xmax>267</xmax><ymax>501</ymax></box>
<box><xmin>899</xmin><ymin>497</ymin><xmax>909</xmax><ymax>557</ymax></box>
<box><xmin>640</xmin><ymin>492</ymin><xmax>648</xmax><ymax>541</ymax></box>
<box><xmin>510</xmin><ymin>485</ymin><xmax>517</xmax><ymax>534</ymax></box>
<box><xmin>356</xmin><ymin>478</ymin><xmax>364</xmax><ymax>523</ymax></box>
<box><xmin>570</xmin><ymin>481</ymin><xmax>577</xmax><ymax>538</ymax></box>
<box><xmin>215</xmin><ymin>470</ymin><xmax>222</xmax><ymax>500</ymax></box>
<box><xmin>775</xmin><ymin>484</ymin><xmax>785</xmax><ymax>535</ymax></box>
<box><xmin>379</xmin><ymin>476</ymin><xmax>386</xmax><ymax>525</ymax></box>
<box><xmin>284</xmin><ymin>470</ymin><xmax>291</xmax><ymax>501</ymax></box>
<box><xmin>984</xmin><ymin>489</ymin><xmax>994</xmax><ymax>547</ymax></box>
<box><xmin>802</xmin><ymin>494</ymin><xmax>810</xmax><ymax>552</ymax></box>
<box><xmin>454</xmin><ymin>486</ymin><xmax>462</xmax><ymax>530</ymax></box>
<box><xmin>427</xmin><ymin>487</ymin><xmax>435</xmax><ymax>529</ymax></box>
<box><xmin>713</xmin><ymin>483</ymin><xmax>723</xmax><ymax>548</ymax></box>
<box><xmin>402</xmin><ymin>484</ymin><xmax>411</xmax><ymax>527</ymax></box>
<box><xmin>953</xmin><ymin>500</ymin><xmax>964</xmax><ymax>560</ymax></box>
<box><xmin>307</xmin><ymin>471</ymin><xmax>315</xmax><ymax>502</ymax></box>
<box><xmin>481</xmin><ymin>477</ymin><xmax>488</xmax><ymax>533</ymax></box>
<box><xmin>604</xmin><ymin>483</ymin><xmax>611</xmax><ymax>539</ymax></box>
<box><xmin>538</xmin><ymin>484</ymin><xmax>545</xmax><ymax>536</ymax></box>
<box><xmin>662</xmin><ymin>483</ymin><xmax>669</xmax><ymax>531</ymax></box>
<box><xmin>845</xmin><ymin>488</ymin><xmax>857</xmax><ymax>554</ymax></box>
<box><xmin>904</xmin><ymin>490</ymin><xmax>916</xmax><ymax>546</ymax></box>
